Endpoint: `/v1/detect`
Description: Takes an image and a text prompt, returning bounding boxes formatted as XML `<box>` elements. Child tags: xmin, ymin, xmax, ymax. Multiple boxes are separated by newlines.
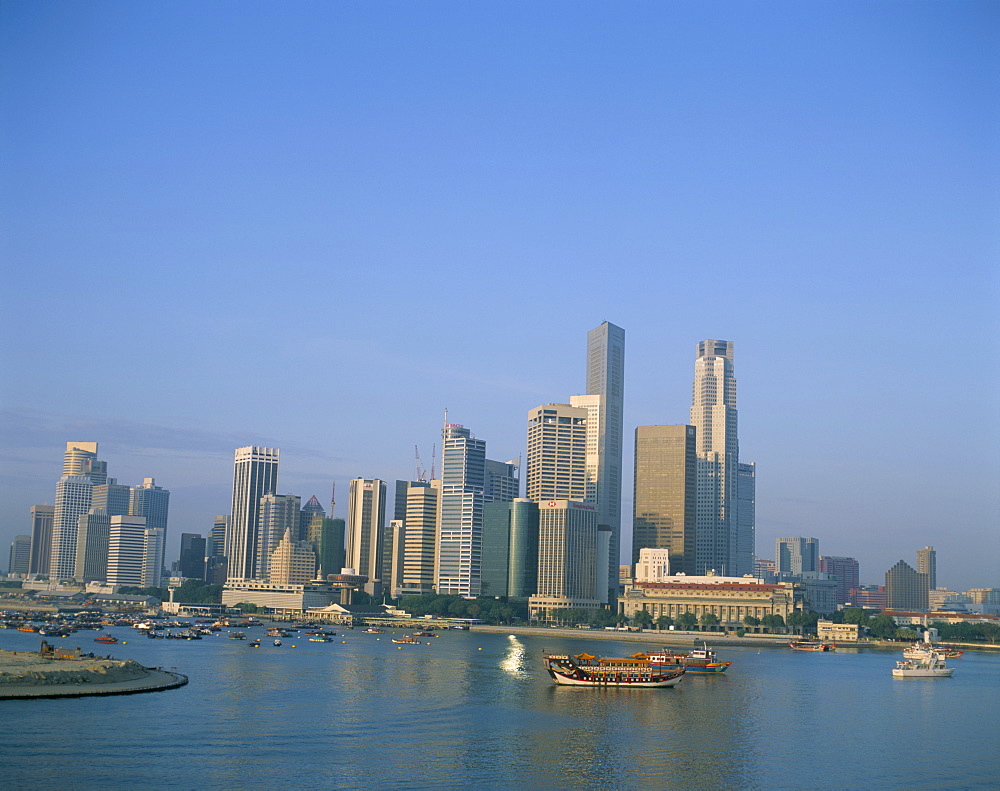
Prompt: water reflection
<box><xmin>500</xmin><ymin>635</ymin><xmax>527</xmax><ymax>677</ymax></box>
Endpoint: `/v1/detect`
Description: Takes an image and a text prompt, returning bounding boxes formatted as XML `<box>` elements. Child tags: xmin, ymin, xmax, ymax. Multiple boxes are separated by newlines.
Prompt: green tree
<box><xmin>761</xmin><ymin>614</ymin><xmax>785</xmax><ymax>633</ymax></box>
<box><xmin>655</xmin><ymin>615</ymin><xmax>674</xmax><ymax>631</ymax></box>
<box><xmin>786</xmin><ymin>611</ymin><xmax>807</xmax><ymax>634</ymax></box>
<box><xmin>676</xmin><ymin>612</ymin><xmax>697</xmax><ymax>631</ymax></box>
<box><xmin>842</xmin><ymin>608</ymin><xmax>870</xmax><ymax>626</ymax></box>
<box><xmin>634</xmin><ymin>610</ymin><xmax>653</xmax><ymax>630</ymax></box>
<box><xmin>743</xmin><ymin>615</ymin><xmax>760</xmax><ymax>630</ymax></box>
<box><xmin>699</xmin><ymin>612</ymin><xmax>720</xmax><ymax>631</ymax></box>
<box><xmin>867</xmin><ymin>613</ymin><xmax>899</xmax><ymax>640</ymax></box>
<box><xmin>590</xmin><ymin>609</ymin><xmax>618</xmax><ymax>629</ymax></box>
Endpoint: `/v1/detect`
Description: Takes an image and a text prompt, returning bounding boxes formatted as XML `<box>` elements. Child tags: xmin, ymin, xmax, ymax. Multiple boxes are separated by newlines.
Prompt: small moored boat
<box><xmin>788</xmin><ymin>641</ymin><xmax>836</xmax><ymax>652</ymax></box>
<box><xmin>94</xmin><ymin>634</ymin><xmax>118</xmax><ymax>644</ymax></box>
<box><xmin>392</xmin><ymin>636</ymin><xmax>421</xmax><ymax>644</ymax></box>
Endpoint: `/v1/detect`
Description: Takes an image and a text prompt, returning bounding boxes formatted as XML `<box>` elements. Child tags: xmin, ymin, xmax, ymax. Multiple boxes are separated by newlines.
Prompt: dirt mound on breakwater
<box><xmin>0</xmin><ymin>650</ymin><xmax>150</xmax><ymax>687</ymax></box>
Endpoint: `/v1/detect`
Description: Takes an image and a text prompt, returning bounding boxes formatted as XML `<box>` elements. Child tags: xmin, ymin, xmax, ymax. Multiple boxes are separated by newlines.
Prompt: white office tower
<box><xmin>226</xmin><ymin>447</ymin><xmax>279</xmax><ymax>582</ymax></box>
<box><xmin>48</xmin><ymin>442</ymin><xmax>105</xmax><ymax>580</ymax></box>
<box><xmin>525</xmin><ymin>396</ymin><xmax>610</xmax><ymax>602</ymax></box>
<box><xmin>690</xmin><ymin>341</ymin><xmax>754</xmax><ymax>576</ymax></box>
<box><xmin>268</xmin><ymin>529</ymin><xmax>317</xmax><ymax>585</ymax></box>
<box><xmin>142</xmin><ymin>528</ymin><xmax>164</xmax><ymax>588</ymax></box>
<box><xmin>257</xmin><ymin>493</ymin><xmax>302</xmax><ymax>580</ymax></box>
<box><xmin>74</xmin><ymin>508</ymin><xmax>111</xmax><ymax>582</ymax></box>
<box><xmin>106</xmin><ymin>514</ymin><xmax>149</xmax><ymax>587</ymax></box>
<box><xmin>49</xmin><ymin>475</ymin><xmax>94</xmax><ymax>581</ymax></box>
<box><xmin>347</xmin><ymin>478</ymin><xmax>387</xmax><ymax>596</ymax></box>
<box><xmin>436</xmin><ymin>424</ymin><xmax>487</xmax><ymax>597</ymax></box>
<box><xmin>130</xmin><ymin>478</ymin><xmax>170</xmax><ymax>584</ymax></box>
<box><xmin>528</xmin><ymin>500</ymin><xmax>599</xmax><ymax>621</ymax></box>
<box><xmin>585</xmin><ymin>321</ymin><xmax>625</xmax><ymax>600</ymax></box>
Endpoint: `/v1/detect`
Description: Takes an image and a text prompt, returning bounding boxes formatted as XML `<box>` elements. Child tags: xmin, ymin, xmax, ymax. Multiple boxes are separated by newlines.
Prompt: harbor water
<box><xmin>2</xmin><ymin>625</ymin><xmax>998</xmax><ymax>790</ymax></box>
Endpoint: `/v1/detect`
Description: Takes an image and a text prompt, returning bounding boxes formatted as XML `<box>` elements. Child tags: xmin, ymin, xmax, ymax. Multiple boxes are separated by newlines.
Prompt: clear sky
<box><xmin>2</xmin><ymin>1</ymin><xmax>997</xmax><ymax>590</ymax></box>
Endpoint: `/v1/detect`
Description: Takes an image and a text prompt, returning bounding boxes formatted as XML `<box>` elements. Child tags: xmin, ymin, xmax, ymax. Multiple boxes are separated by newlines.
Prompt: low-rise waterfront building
<box><xmin>816</xmin><ymin>620</ymin><xmax>860</xmax><ymax>642</ymax></box>
<box><xmin>221</xmin><ymin>580</ymin><xmax>337</xmax><ymax>611</ymax></box>
<box><xmin>619</xmin><ymin>572</ymin><xmax>803</xmax><ymax>627</ymax></box>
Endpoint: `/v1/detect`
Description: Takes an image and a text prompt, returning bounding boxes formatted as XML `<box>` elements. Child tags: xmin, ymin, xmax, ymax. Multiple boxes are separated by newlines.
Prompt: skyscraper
<box><xmin>106</xmin><ymin>514</ymin><xmax>150</xmax><ymax>587</ymax></box>
<box><xmin>300</xmin><ymin>495</ymin><xmax>326</xmax><ymax>541</ymax></box>
<box><xmin>28</xmin><ymin>505</ymin><xmax>54</xmax><ymax>576</ymax></box>
<box><xmin>49</xmin><ymin>474</ymin><xmax>94</xmax><ymax>580</ymax></box>
<box><xmin>74</xmin><ymin>509</ymin><xmax>110</xmax><ymax>582</ymax></box>
<box><xmin>257</xmin><ymin>493</ymin><xmax>302</xmax><ymax>580</ymax></box>
<box><xmin>8</xmin><ymin>535</ymin><xmax>31</xmax><ymax>576</ymax></box>
<box><xmin>226</xmin><ymin>446</ymin><xmax>279</xmax><ymax>582</ymax></box>
<box><xmin>776</xmin><ymin>537</ymin><xmax>820</xmax><ymax>576</ymax></box>
<box><xmin>130</xmin><ymin>478</ymin><xmax>169</xmax><ymax>582</ymax></box>
<box><xmin>346</xmin><ymin>478</ymin><xmax>387</xmax><ymax>594</ymax></box>
<box><xmin>178</xmin><ymin>533</ymin><xmax>207</xmax><ymax>580</ymax></box>
<box><xmin>528</xmin><ymin>500</ymin><xmax>600</xmax><ymax>621</ymax></box>
<box><xmin>525</xmin><ymin>403</ymin><xmax>589</xmax><ymax>504</ymax></box>
<box><xmin>917</xmin><ymin>546</ymin><xmax>937</xmax><ymax>590</ymax></box>
<box><xmin>632</xmin><ymin>425</ymin><xmax>697</xmax><ymax>574</ymax></box>
<box><xmin>818</xmin><ymin>556</ymin><xmax>860</xmax><ymax>607</ymax></box>
<box><xmin>393</xmin><ymin>479</ymin><xmax>440</xmax><ymax>596</ymax></box>
<box><xmin>48</xmin><ymin>442</ymin><xmax>105</xmax><ymax>580</ymax></box>
<box><xmin>690</xmin><ymin>341</ymin><xmax>753</xmax><ymax>575</ymax></box>
<box><xmin>482</xmin><ymin>499</ymin><xmax>539</xmax><ymax>599</ymax></box>
<box><xmin>437</xmin><ymin>424</ymin><xmax>487</xmax><ymax>597</ymax></box>
<box><xmin>585</xmin><ymin>321</ymin><xmax>625</xmax><ymax>599</ymax></box>
<box><xmin>885</xmin><ymin>559</ymin><xmax>929</xmax><ymax>611</ymax></box>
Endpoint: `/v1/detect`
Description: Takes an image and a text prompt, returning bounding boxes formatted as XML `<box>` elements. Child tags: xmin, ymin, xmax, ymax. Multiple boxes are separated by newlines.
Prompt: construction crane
<box><xmin>414</xmin><ymin>445</ymin><xmax>427</xmax><ymax>482</ymax></box>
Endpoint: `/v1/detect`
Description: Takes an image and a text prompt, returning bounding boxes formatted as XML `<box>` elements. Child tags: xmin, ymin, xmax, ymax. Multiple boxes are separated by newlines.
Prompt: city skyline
<box><xmin>1</xmin><ymin>3</ymin><xmax>996</xmax><ymax>589</ymax></box>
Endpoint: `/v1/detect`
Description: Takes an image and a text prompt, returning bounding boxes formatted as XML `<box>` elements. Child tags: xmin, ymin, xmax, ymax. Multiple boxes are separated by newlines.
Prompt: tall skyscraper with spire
<box><xmin>690</xmin><ymin>341</ymin><xmax>754</xmax><ymax>575</ymax></box>
<box><xmin>585</xmin><ymin>321</ymin><xmax>625</xmax><ymax>599</ymax></box>
<box><xmin>226</xmin><ymin>446</ymin><xmax>279</xmax><ymax>581</ymax></box>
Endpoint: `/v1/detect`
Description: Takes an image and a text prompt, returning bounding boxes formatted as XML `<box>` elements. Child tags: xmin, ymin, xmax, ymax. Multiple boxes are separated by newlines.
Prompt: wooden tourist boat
<box><xmin>542</xmin><ymin>651</ymin><xmax>686</xmax><ymax>687</ymax></box>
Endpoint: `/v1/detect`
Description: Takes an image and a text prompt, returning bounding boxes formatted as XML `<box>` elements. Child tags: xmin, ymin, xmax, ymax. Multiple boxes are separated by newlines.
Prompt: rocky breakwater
<box><xmin>0</xmin><ymin>648</ymin><xmax>187</xmax><ymax>699</ymax></box>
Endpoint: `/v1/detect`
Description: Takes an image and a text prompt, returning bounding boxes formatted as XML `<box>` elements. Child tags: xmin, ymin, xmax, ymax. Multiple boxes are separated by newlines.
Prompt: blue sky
<box><xmin>2</xmin><ymin>1</ymin><xmax>997</xmax><ymax>589</ymax></box>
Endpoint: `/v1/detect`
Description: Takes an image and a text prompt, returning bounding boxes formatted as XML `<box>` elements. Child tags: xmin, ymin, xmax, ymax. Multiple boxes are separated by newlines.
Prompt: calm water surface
<box><xmin>3</xmin><ymin>626</ymin><xmax>998</xmax><ymax>790</ymax></box>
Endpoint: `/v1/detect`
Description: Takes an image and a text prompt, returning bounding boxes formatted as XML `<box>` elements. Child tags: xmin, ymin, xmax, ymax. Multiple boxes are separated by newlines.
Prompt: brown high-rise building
<box><xmin>885</xmin><ymin>559</ymin><xmax>929</xmax><ymax>611</ymax></box>
<box><xmin>632</xmin><ymin>425</ymin><xmax>697</xmax><ymax>575</ymax></box>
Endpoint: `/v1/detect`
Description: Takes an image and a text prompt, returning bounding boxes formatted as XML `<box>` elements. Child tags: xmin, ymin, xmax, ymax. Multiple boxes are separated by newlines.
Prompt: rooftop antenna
<box><xmin>330</xmin><ymin>481</ymin><xmax>336</xmax><ymax>518</ymax></box>
<box><xmin>431</xmin><ymin>443</ymin><xmax>436</xmax><ymax>481</ymax></box>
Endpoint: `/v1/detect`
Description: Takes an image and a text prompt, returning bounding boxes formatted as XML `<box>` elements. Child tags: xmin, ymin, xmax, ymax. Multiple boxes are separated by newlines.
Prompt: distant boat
<box><xmin>788</xmin><ymin>641</ymin><xmax>836</xmax><ymax>652</ymax></box>
<box><xmin>94</xmin><ymin>634</ymin><xmax>118</xmax><ymax>644</ymax></box>
<box><xmin>632</xmin><ymin>643</ymin><xmax>732</xmax><ymax>673</ymax></box>
<box><xmin>230</xmin><ymin>632</ymin><xmax>247</xmax><ymax>640</ymax></box>
<box><xmin>273</xmin><ymin>639</ymin><xmax>282</xmax><ymax>646</ymax></box>
<box><xmin>363</xmin><ymin>627</ymin><xmax>384</xmax><ymax>633</ymax></box>
<box><xmin>392</xmin><ymin>636</ymin><xmax>421</xmax><ymax>644</ymax></box>
<box><xmin>249</xmin><ymin>640</ymin><xmax>261</xmax><ymax>648</ymax></box>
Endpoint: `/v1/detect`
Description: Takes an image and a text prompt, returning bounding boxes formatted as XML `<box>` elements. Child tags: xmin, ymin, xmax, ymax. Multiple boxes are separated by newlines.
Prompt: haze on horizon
<box><xmin>1</xmin><ymin>2</ymin><xmax>997</xmax><ymax>590</ymax></box>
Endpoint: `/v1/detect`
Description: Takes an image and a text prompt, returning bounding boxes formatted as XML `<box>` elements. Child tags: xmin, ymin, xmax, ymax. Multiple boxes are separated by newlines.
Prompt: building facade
<box><xmin>585</xmin><ymin>321</ymin><xmax>625</xmax><ymax>601</ymax></box>
<box><xmin>776</xmin><ymin>537</ymin><xmax>820</xmax><ymax>576</ymax></box>
<box><xmin>885</xmin><ymin>559</ymin><xmax>929</xmax><ymax>611</ymax></box>
<box><xmin>528</xmin><ymin>500</ymin><xmax>600</xmax><ymax>620</ymax></box>
<box><xmin>620</xmin><ymin>576</ymin><xmax>802</xmax><ymax>627</ymax></box>
<box><xmin>393</xmin><ymin>479</ymin><xmax>439</xmax><ymax>596</ymax></box>
<box><xmin>346</xmin><ymin>478</ymin><xmax>387</xmax><ymax>595</ymax></box>
<box><xmin>8</xmin><ymin>535</ymin><xmax>31</xmax><ymax>576</ymax></box>
<box><xmin>632</xmin><ymin>425</ymin><xmax>697</xmax><ymax>574</ymax></box>
<box><xmin>28</xmin><ymin>505</ymin><xmax>54</xmax><ymax>576</ymax></box>
<box><xmin>226</xmin><ymin>446</ymin><xmax>280</xmax><ymax>582</ymax></box>
<box><xmin>917</xmin><ymin>546</ymin><xmax>937</xmax><ymax>590</ymax></box>
<box><xmin>690</xmin><ymin>341</ymin><xmax>754</xmax><ymax>576</ymax></box>
<box><xmin>482</xmin><ymin>498</ymin><xmax>539</xmax><ymax>599</ymax></box>
<box><xmin>436</xmin><ymin>424</ymin><xmax>487</xmax><ymax>597</ymax></box>
<box><xmin>256</xmin><ymin>493</ymin><xmax>302</xmax><ymax>581</ymax></box>
<box><xmin>818</xmin><ymin>556</ymin><xmax>860</xmax><ymax>607</ymax></box>
<box><xmin>73</xmin><ymin>509</ymin><xmax>110</xmax><ymax>582</ymax></box>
